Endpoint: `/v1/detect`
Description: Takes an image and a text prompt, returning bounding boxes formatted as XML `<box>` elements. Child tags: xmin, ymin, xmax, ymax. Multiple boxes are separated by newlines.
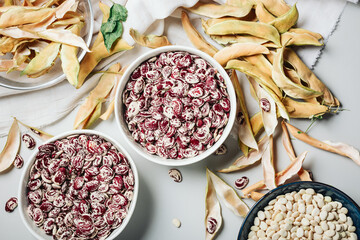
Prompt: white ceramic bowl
<box><xmin>18</xmin><ymin>130</ymin><xmax>139</xmax><ymax>240</ymax></box>
<box><xmin>114</xmin><ymin>45</ymin><xmax>236</xmax><ymax>166</ymax></box>
<box><xmin>0</xmin><ymin>0</ymin><xmax>94</xmax><ymax>91</ymax></box>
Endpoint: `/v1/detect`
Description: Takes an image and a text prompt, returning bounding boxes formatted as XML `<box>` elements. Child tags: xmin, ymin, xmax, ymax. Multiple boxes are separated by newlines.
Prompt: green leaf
<box><xmin>100</xmin><ymin>3</ymin><xmax>128</xmax><ymax>52</ymax></box>
<box><xmin>110</xmin><ymin>4</ymin><xmax>128</xmax><ymax>21</ymax></box>
<box><xmin>102</xmin><ymin>21</ymin><xmax>117</xmax><ymax>33</ymax></box>
<box><xmin>101</xmin><ymin>21</ymin><xmax>123</xmax><ymax>51</ymax></box>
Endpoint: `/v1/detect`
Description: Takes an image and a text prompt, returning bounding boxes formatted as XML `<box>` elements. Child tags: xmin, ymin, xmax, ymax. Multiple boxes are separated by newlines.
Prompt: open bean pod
<box><xmin>0</xmin><ymin>118</ymin><xmax>20</xmax><ymax>173</ymax></box>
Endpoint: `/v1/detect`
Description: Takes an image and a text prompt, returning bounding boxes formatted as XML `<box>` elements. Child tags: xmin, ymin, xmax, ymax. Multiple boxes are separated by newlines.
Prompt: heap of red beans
<box><xmin>123</xmin><ymin>51</ymin><xmax>231</xmax><ymax>159</ymax></box>
<box><xmin>26</xmin><ymin>134</ymin><xmax>135</xmax><ymax>240</ymax></box>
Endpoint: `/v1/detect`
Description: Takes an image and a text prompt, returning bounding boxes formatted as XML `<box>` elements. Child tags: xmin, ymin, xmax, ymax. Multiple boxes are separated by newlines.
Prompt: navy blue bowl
<box><xmin>238</xmin><ymin>181</ymin><xmax>360</xmax><ymax>240</ymax></box>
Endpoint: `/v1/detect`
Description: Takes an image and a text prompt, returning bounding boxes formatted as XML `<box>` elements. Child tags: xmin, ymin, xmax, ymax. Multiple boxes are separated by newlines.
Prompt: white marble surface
<box><xmin>1</xmin><ymin>2</ymin><xmax>360</xmax><ymax>239</ymax></box>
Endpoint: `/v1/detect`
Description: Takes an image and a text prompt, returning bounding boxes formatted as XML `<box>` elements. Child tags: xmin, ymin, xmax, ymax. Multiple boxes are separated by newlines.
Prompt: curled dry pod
<box><xmin>21</xmin><ymin>42</ymin><xmax>61</xmax><ymax>76</ymax></box>
<box><xmin>242</xmin><ymin>151</ymin><xmax>307</xmax><ymax>197</ymax></box>
<box><xmin>255</xmin><ymin>2</ymin><xmax>276</xmax><ymax>23</ymax></box>
<box><xmin>250</xmin><ymin>112</ymin><xmax>264</xmax><ymax>138</ymax></box>
<box><xmin>9</xmin><ymin>46</ymin><xmax>31</xmax><ymax>73</ymax></box>
<box><xmin>258</xmin><ymin>0</ymin><xmax>291</xmax><ymax>17</ymax></box>
<box><xmin>0</xmin><ymin>59</ymin><xmax>26</xmax><ymax>72</ymax></box>
<box><xmin>60</xmin><ymin>22</ymin><xmax>84</xmax><ymax>87</ymax></box>
<box><xmin>250</xmin><ymin>191</ymin><xmax>265</xmax><ymax>201</ymax></box>
<box><xmin>0</xmin><ymin>118</ymin><xmax>20</xmax><ymax>172</ymax></box>
<box><xmin>288</xmin><ymin>28</ymin><xmax>323</xmax><ymax>40</ymax></box>
<box><xmin>79</xmin><ymin>101</ymin><xmax>102</xmax><ymax>129</ymax></box>
<box><xmin>74</xmin><ymin>63</ymin><xmax>121</xmax><ymax>129</ymax></box>
<box><xmin>272</xmin><ymin>46</ymin><xmax>323</xmax><ymax>99</ymax></box>
<box><xmin>281</xmin><ymin>121</ymin><xmax>312</xmax><ymax>181</ymax></box>
<box><xmin>129</xmin><ymin>28</ymin><xmax>171</xmax><ymax>49</ymax></box>
<box><xmin>0</xmin><ymin>7</ymin><xmax>54</xmax><ymax>28</ymax></box>
<box><xmin>268</xmin><ymin>4</ymin><xmax>298</xmax><ymax>34</ymax></box>
<box><xmin>35</xmin><ymin>29</ymin><xmax>90</xmax><ymax>52</ymax></box>
<box><xmin>207</xmin><ymin>169</ymin><xmax>249</xmax><ymax>217</ymax></box>
<box><xmin>275</xmin><ymin>151</ymin><xmax>308</xmax><ymax>185</ymax></box>
<box><xmin>186</xmin><ymin>2</ymin><xmax>253</xmax><ymax>19</ymax></box>
<box><xmin>210</xmin><ymin>34</ymin><xmax>268</xmax><ymax>46</ymax></box>
<box><xmin>285</xmin><ymin>122</ymin><xmax>360</xmax><ymax>166</ymax></box>
<box><xmin>249</xmin><ymin>78</ymin><xmax>277</xmax><ymax>136</ymax></box>
<box><xmin>261</xmin><ymin>135</ymin><xmax>276</xmax><ymax>190</ymax></box>
<box><xmin>219</xmin><ymin>135</ymin><xmax>270</xmax><ymax>173</ymax></box>
<box><xmin>283</xmin><ymin>48</ymin><xmax>339</xmax><ymax>106</ymax></box>
<box><xmin>181</xmin><ymin>11</ymin><xmax>218</xmax><ymax>57</ymax></box>
<box><xmin>230</xmin><ymin>70</ymin><xmax>258</xmax><ymax>152</ymax></box>
<box><xmin>243</xmin><ymin>54</ymin><xmax>273</xmax><ymax>77</ymax></box>
<box><xmin>205</xmin><ymin>169</ymin><xmax>222</xmax><ymax>240</ymax></box>
<box><xmin>16</xmin><ymin>118</ymin><xmax>53</xmax><ymax>141</ymax></box>
<box><xmin>281</xmin><ymin>31</ymin><xmax>323</xmax><ymax>47</ymax></box>
<box><xmin>214</xmin><ymin>42</ymin><xmax>269</xmax><ymax>66</ymax></box>
<box><xmin>206</xmin><ymin>20</ymin><xmax>281</xmax><ymax>47</ymax></box>
<box><xmin>225</xmin><ymin>59</ymin><xmax>282</xmax><ymax>97</ymax></box>
<box><xmin>283</xmin><ymin>97</ymin><xmax>328</xmax><ymax>119</ymax></box>
<box><xmin>76</xmin><ymin>2</ymin><xmax>133</xmax><ymax>88</ymax></box>
<box><xmin>100</xmin><ymin>66</ymin><xmax>128</xmax><ymax>120</ymax></box>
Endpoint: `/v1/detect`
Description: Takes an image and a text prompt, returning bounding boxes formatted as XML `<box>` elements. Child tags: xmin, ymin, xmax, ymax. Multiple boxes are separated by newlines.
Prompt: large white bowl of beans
<box><xmin>115</xmin><ymin>45</ymin><xmax>236</xmax><ymax>166</ymax></box>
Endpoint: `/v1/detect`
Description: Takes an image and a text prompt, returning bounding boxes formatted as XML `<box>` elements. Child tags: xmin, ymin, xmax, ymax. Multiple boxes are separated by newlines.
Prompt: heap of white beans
<box><xmin>248</xmin><ymin>188</ymin><xmax>357</xmax><ymax>240</ymax></box>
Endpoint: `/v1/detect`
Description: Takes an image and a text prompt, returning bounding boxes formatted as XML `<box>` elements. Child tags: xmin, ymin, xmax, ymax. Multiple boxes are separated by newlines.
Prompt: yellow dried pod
<box><xmin>283</xmin><ymin>48</ymin><xmax>339</xmax><ymax>106</ymax></box>
<box><xmin>0</xmin><ymin>37</ymin><xmax>22</xmax><ymax>54</ymax></box>
<box><xmin>250</xmin><ymin>112</ymin><xmax>264</xmax><ymax>137</ymax></box>
<box><xmin>283</xmin><ymin>97</ymin><xmax>328</xmax><ymax>118</ymax></box>
<box><xmin>76</xmin><ymin>38</ymin><xmax>132</xmax><ymax>88</ymax></box>
<box><xmin>214</xmin><ymin>42</ymin><xmax>269</xmax><ymax>66</ymax></box>
<box><xmin>130</xmin><ymin>28</ymin><xmax>171</xmax><ymax>49</ymax></box>
<box><xmin>4</xmin><ymin>0</ymin><xmax>13</xmax><ymax>6</ymax></box>
<box><xmin>16</xmin><ymin>117</ymin><xmax>53</xmax><ymax>141</ymax></box>
<box><xmin>281</xmin><ymin>121</ymin><xmax>312</xmax><ymax>181</ymax></box>
<box><xmin>205</xmin><ymin>169</ymin><xmax>222</xmax><ymax>240</ymax></box>
<box><xmin>225</xmin><ymin>59</ymin><xmax>282</xmax><ymax>97</ymax></box>
<box><xmin>219</xmin><ymin>135</ymin><xmax>270</xmax><ymax>173</ymax></box>
<box><xmin>8</xmin><ymin>46</ymin><xmax>30</xmax><ymax>73</ymax></box>
<box><xmin>262</xmin><ymin>135</ymin><xmax>276</xmax><ymax>190</ymax></box>
<box><xmin>272</xmin><ymin>46</ymin><xmax>323</xmax><ymax>99</ymax></box>
<box><xmin>79</xmin><ymin>102</ymin><xmax>102</xmax><ymax>129</ymax></box>
<box><xmin>0</xmin><ymin>7</ymin><xmax>54</xmax><ymax>28</ymax></box>
<box><xmin>186</xmin><ymin>2</ymin><xmax>253</xmax><ymax>19</ymax></box>
<box><xmin>268</xmin><ymin>4</ymin><xmax>298</xmax><ymax>33</ymax></box>
<box><xmin>255</xmin><ymin>2</ymin><xmax>275</xmax><ymax>23</ymax></box>
<box><xmin>281</xmin><ymin>31</ymin><xmax>323</xmax><ymax>47</ymax></box>
<box><xmin>249</xmin><ymin>78</ymin><xmax>278</xmax><ymax>136</ymax></box>
<box><xmin>284</xmin><ymin>67</ymin><xmax>302</xmax><ymax>85</ymax></box>
<box><xmin>0</xmin><ymin>118</ymin><xmax>20</xmax><ymax>173</ymax></box>
<box><xmin>74</xmin><ymin>63</ymin><xmax>121</xmax><ymax>129</ymax></box>
<box><xmin>210</xmin><ymin>34</ymin><xmax>268</xmax><ymax>46</ymax></box>
<box><xmin>21</xmin><ymin>42</ymin><xmax>61</xmax><ymax>76</ymax></box>
<box><xmin>181</xmin><ymin>11</ymin><xmax>218</xmax><ymax>57</ymax></box>
<box><xmin>206</xmin><ymin>20</ymin><xmax>281</xmax><ymax>47</ymax></box>
<box><xmin>257</xmin><ymin>0</ymin><xmax>290</xmax><ymax>17</ymax></box>
<box><xmin>230</xmin><ymin>70</ymin><xmax>258</xmax><ymax>153</ymax></box>
<box><xmin>202</xmin><ymin>17</ymin><xmax>242</xmax><ymax>31</ymax></box>
<box><xmin>243</xmin><ymin>54</ymin><xmax>273</xmax><ymax>76</ymax></box>
<box><xmin>60</xmin><ymin>22</ymin><xmax>83</xmax><ymax>87</ymax></box>
<box><xmin>285</xmin><ymin>122</ymin><xmax>360</xmax><ymax>166</ymax></box>
<box><xmin>207</xmin><ymin>169</ymin><xmax>249</xmax><ymax>217</ymax></box>
<box><xmin>51</xmin><ymin>16</ymin><xmax>82</xmax><ymax>27</ymax></box>
<box><xmin>288</xmin><ymin>28</ymin><xmax>323</xmax><ymax>40</ymax></box>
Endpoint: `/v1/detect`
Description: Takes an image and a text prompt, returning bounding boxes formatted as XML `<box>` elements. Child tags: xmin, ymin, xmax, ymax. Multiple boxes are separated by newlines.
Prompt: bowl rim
<box><xmin>238</xmin><ymin>181</ymin><xmax>360</xmax><ymax>239</ymax></box>
<box><xmin>114</xmin><ymin>45</ymin><xmax>237</xmax><ymax>166</ymax></box>
<box><xmin>18</xmin><ymin>129</ymin><xmax>139</xmax><ymax>240</ymax></box>
<box><xmin>0</xmin><ymin>0</ymin><xmax>94</xmax><ymax>91</ymax></box>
